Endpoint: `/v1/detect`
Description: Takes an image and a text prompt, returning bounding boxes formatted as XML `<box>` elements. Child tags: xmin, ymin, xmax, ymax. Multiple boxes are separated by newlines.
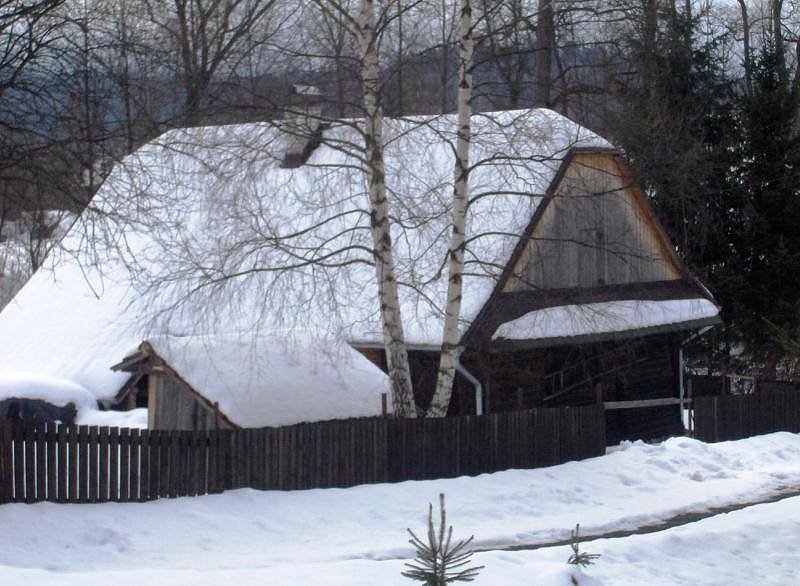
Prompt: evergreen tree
<box><xmin>608</xmin><ymin>6</ymin><xmax>741</xmax><ymax>372</ymax></box>
<box><xmin>402</xmin><ymin>494</ymin><xmax>483</xmax><ymax>584</ymax></box>
<box><xmin>719</xmin><ymin>43</ymin><xmax>800</xmax><ymax>377</ymax></box>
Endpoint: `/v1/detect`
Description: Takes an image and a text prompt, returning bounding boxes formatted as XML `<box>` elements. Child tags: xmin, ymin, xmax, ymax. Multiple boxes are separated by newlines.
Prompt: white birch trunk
<box><xmin>428</xmin><ymin>0</ymin><xmax>473</xmax><ymax>418</ymax></box>
<box><xmin>357</xmin><ymin>0</ymin><xmax>417</xmax><ymax>417</ymax></box>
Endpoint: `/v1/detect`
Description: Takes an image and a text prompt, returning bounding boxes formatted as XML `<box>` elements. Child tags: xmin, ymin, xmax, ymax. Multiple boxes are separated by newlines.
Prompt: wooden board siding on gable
<box><xmin>505</xmin><ymin>153</ymin><xmax>681</xmax><ymax>292</ymax></box>
<box><xmin>148</xmin><ymin>374</ymin><xmax>229</xmax><ymax>430</ymax></box>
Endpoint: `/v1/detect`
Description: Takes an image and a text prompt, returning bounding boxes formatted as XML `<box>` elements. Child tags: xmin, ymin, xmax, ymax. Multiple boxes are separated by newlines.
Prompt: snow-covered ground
<box><xmin>1</xmin><ymin>432</ymin><xmax>799</xmax><ymax>585</ymax></box>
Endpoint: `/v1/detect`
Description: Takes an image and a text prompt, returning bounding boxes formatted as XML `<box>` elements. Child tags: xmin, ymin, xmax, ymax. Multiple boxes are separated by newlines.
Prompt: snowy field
<box><xmin>2</xmin><ymin>432</ymin><xmax>800</xmax><ymax>585</ymax></box>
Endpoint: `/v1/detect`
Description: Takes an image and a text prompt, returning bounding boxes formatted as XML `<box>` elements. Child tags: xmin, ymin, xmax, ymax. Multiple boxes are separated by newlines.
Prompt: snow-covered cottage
<box><xmin>0</xmin><ymin>108</ymin><xmax>719</xmax><ymax>440</ymax></box>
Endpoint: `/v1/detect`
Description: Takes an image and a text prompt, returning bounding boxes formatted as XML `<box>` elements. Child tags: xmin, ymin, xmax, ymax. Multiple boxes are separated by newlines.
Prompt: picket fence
<box><xmin>693</xmin><ymin>389</ymin><xmax>800</xmax><ymax>443</ymax></box>
<box><xmin>0</xmin><ymin>404</ymin><xmax>606</xmax><ymax>504</ymax></box>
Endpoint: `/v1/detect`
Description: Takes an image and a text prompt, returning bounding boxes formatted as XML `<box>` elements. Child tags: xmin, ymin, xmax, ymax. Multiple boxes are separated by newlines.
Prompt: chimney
<box><xmin>282</xmin><ymin>85</ymin><xmax>326</xmax><ymax>168</ymax></box>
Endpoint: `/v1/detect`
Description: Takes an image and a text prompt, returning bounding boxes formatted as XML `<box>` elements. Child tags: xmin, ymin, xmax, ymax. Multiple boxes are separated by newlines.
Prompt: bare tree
<box><xmin>141</xmin><ymin>0</ymin><xmax>287</xmax><ymax>126</ymax></box>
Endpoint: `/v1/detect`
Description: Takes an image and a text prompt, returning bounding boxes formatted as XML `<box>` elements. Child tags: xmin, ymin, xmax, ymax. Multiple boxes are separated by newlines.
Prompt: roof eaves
<box><xmin>490</xmin><ymin>315</ymin><xmax>722</xmax><ymax>351</ymax></box>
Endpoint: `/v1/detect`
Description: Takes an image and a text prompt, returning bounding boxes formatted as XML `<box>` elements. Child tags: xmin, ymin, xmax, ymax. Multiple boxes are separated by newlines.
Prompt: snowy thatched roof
<box><xmin>0</xmin><ymin>108</ymin><xmax>612</xmax><ymax>423</ymax></box>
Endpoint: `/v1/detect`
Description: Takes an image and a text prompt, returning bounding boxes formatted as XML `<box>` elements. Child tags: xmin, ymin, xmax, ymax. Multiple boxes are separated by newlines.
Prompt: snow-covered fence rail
<box><xmin>0</xmin><ymin>405</ymin><xmax>605</xmax><ymax>504</ymax></box>
<box><xmin>693</xmin><ymin>390</ymin><xmax>800</xmax><ymax>443</ymax></box>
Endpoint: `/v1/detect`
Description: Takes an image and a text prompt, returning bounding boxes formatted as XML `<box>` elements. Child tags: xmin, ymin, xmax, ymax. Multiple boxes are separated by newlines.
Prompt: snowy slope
<box><xmin>0</xmin><ymin>109</ymin><xmax>608</xmax><ymax>411</ymax></box>
<box><xmin>0</xmin><ymin>432</ymin><xmax>798</xmax><ymax>585</ymax></box>
<box><xmin>3</xmin><ymin>492</ymin><xmax>797</xmax><ymax>586</ymax></box>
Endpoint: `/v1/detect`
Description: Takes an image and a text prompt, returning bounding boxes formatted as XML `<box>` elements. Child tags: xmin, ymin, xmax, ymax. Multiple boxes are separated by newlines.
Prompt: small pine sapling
<box><xmin>402</xmin><ymin>493</ymin><xmax>484</xmax><ymax>584</ymax></box>
<box><xmin>567</xmin><ymin>523</ymin><xmax>600</xmax><ymax>567</ymax></box>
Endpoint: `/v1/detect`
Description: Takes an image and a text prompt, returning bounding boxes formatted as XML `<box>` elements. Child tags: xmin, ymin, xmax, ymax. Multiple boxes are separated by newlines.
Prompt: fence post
<box><xmin>0</xmin><ymin>426</ymin><xmax>11</xmax><ymax>503</ymax></box>
<box><xmin>687</xmin><ymin>378</ymin><xmax>694</xmax><ymax>437</ymax></box>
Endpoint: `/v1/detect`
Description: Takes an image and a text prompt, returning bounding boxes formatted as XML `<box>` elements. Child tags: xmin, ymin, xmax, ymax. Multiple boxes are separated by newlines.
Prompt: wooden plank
<box><xmin>207</xmin><ymin>430</ymin><xmax>218</xmax><ymax>494</ymax></box>
<box><xmin>158</xmin><ymin>430</ymin><xmax>172</xmax><ymax>498</ymax></box>
<box><xmin>185</xmin><ymin>432</ymin><xmax>195</xmax><ymax>497</ymax></box>
<box><xmin>0</xmin><ymin>426</ymin><xmax>6</xmax><ymax>504</ymax></box>
<box><xmin>120</xmin><ymin>428</ymin><xmax>130</xmax><ymax>502</ymax></box>
<box><xmin>24</xmin><ymin>425</ymin><xmax>36</xmax><ymax>503</ymax></box>
<box><xmin>224</xmin><ymin>429</ymin><xmax>234</xmax><ymax>491</ymax></box>
<box><xmin>130</xmin><ymin>429</ymin><xmax>141</xmax><ymax>502</ymax></box>
<box><xmin>149</xmin><ymin>430</ymin><xmax>162</xmax><ymax>499</ymax></box>
<box><xmin>170</xmin><ymin>431</ymin><xmax>181</xmax><ymax>497</ymax></box>
<box><xmin>57</xmin><ymin>424</ymin><xmax>67</xmax><ymax>503</ymax></box>
<box><xmin>234</xmin><ymin>430</ymin><xmax>244</xmax><ymax>490</ymax></box>
<box><xmin>109</xmin><ymin>427</ymin><xmax>119</xmax><ymax>501</ymax></box>
<box><xmin>13</xmin><ymin>424</ymin><xmax>24</xmax><ymax>502</ymax></box>
<box><xmin>267</xmin><ymin>427</ymin><xmax>278</xmax><ymax>490</ymax></box>
<box><xmin>46</xmin><ymin>423</ymin><xmax>57</xmax><ymax>502</ymax></box>
<box><xmin>78</xmin><ymin>426</ymin><xmax>89</xmax><ymax>503</ymax></box>
<box><xmin>254</xmin><ymin>428</ymin><xmax>264</xmax><ymax>491</ymax></box>
<box><xmin>604</xmin><ymin>397</ymin><xmax>685</xmax><ymax>409</ymax></box>
<box><xmin>256</xmin><ymin>428</ymin><xmax>266</xmax><ymax>491</ymax></box>
<box><xmin>88</xmin><ymin>426</ymin><xmax>99</xmax><ymax>502</ymax></box>
<box><xmin>282</xmin><ymin>425</ymin><xmax>291</xmax><ymax>489</ymax></box>
<box><xmin>0</xmin><ymin>426</ymin><xmax>11</xmax><ymax>504</ymax></box>
<box><xmin>201</xmin><ymin>431</ymin><xmax>211</xmax><ymax>495</ymax></box>
<box><xmin>140</xmin><ymin>429</ymin><xmax>150</xmax><ymax>501</ymax></box>
<box><xmin>35</xmin><ymin>425</ymin><xmax>46</xmax><ymax>501</ymax></box>
<box><xmin>67</xmin><ymin>425</ymin><xmax>80</xmax><ymax>503</ymax></box>
<box><xmin>194</xmin><ymin>431</ymin><xmax>205</xmax><ymax>496</ymax></box>
<box><xmin>99</xmin><ymin>427</ymin><xmax>109</xmax><ymax>502</ymax></box>
<box><xmin>181</xmin><ymin>430</ymin><xmax>190</xmax><ymax>496</ymax></box>
<box><xmin>178</xmin><ymin>431</ymin><xmax>189</xmax><ymax>497</ymax></box>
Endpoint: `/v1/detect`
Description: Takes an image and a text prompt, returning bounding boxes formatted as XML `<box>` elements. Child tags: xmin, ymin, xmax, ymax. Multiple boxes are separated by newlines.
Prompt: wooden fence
<box><xmin>0</xmin><ymin>405</ymin><xmax>605</xmax><ymax>504</ymax></box>
<box><xmin>693</xmin><ymin>390</ymin><xmax>800</xmax><ymax>443</ymax></box>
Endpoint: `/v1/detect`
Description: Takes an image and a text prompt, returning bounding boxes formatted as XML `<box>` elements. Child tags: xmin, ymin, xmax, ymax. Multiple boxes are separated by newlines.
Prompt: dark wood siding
<box><xmin>369</xmin><ymin>332</ymin><xmax>683</xmax><ymax>444</ymax></box>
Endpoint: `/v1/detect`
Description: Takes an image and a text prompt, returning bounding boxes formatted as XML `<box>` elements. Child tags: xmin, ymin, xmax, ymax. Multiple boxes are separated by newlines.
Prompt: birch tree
<box><xmin>356</xmin><ymin>0</ymin><xmax>417</xmax><ymax>416</ymax></box>
<box><xmin>428</xmin><ymin>0</ymin><xmax>473</xmax><ymax>417</ymax></box>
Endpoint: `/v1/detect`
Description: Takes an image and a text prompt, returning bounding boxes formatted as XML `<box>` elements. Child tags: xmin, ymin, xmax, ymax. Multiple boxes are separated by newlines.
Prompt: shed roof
<box><xmin>121</xmin><ymin>334</ymin><xmax>392</xmax><ymax>427</ymax></box>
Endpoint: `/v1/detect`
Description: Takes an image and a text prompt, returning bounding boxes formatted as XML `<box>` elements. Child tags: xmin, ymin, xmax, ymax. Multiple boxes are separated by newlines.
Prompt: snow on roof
<box><xmin>492</xmin><ymin>298</ymin><xmax>720</xmax><ymax>343</ymax></box>
<box><xmin>0</xmin><ymin>108</ymin><xmax>609</xmax><ymax>413</ymax></box>
<box><xmin>146</xmin><ymin>334</ymin><xmax>391</xmax><ymax>427</ymax></box>
<box><xmin>0</xmin><ymin>371</ymin><xmax>97</xmax><ymax>411</ymax></box>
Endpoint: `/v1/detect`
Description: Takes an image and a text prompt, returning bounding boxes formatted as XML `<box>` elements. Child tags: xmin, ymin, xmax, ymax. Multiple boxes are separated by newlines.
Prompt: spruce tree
<box><xmin>402</xmin><ymin>494</ymin><xmax>483</xmax><ymax>584</ymax></box>
<box><xmin>720</xmin><ymin>42</ymin><xmax>800</xmax><ymax>377</ymax></box>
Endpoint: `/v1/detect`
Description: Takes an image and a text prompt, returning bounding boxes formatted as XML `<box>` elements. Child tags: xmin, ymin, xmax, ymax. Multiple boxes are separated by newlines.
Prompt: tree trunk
<box><xmin>428</xmin><ymin>0</ymin><xmax>473</xmax><ymax>418</ymax></box>
<box><xmin>534</xmin><ymin>0</ymin><xmax>554</xmax><ymax>106</ymax></box>
<box><xmin>440</xmin><ymin>0</ymin><xmax>450</xmax><ymax>113</ymax></box>
<box><xmin>736</xmin><ymin>0</ymin><xmax>752</xmax><ymax>98</ymax></box>
<box><xmin>772</xmin><ymin>0</ymin><xmax>787</xmax><ymax>91</ymax></box>
<box><xmin>641</xmin><ymin>0</ymin><xmax>658</xmax><ymax>90</ymax></box>
<box><xmin>358</xmin><ymin>0</ymin><xmax>417</xmax><ymax>417</ymax></box>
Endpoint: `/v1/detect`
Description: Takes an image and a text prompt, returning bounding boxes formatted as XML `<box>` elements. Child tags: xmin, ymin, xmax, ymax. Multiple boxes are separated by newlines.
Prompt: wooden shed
<box><xmin>110</xmin><ymin>335</ymin><xmax>391</xmax><ymax>430</ymax></box>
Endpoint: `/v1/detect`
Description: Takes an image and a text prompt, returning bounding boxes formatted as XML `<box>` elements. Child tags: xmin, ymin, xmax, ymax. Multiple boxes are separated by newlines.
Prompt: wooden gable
<box><xmin>503</xmin><ymin>152</ymin><xmax>684</xmax><ymax>293</ymax></box>
<box><xmin>461</xmin><ymin>149</ymin><xmax>716</xmax><ymax>348</ymax></box>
